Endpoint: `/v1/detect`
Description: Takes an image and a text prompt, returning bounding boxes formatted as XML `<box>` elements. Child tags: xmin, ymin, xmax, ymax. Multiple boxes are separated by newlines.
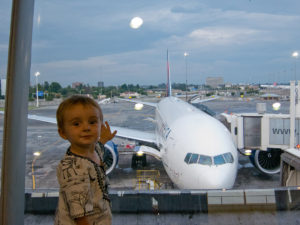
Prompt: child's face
<box><xmin>58</xmin><ymin>104</ymin><xmax>101</xmax><ymax>149</ymax></box>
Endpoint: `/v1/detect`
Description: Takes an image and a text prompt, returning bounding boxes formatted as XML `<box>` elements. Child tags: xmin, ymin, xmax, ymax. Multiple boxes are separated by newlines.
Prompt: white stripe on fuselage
<box><xmin>155</xmin><ymin>97</ymin><xmax>238</xmax><ymax>189</ymax></box>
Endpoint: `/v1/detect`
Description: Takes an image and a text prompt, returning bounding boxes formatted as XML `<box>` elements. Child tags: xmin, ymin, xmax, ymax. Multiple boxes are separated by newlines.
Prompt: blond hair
<box><xmin>56</xmin><ymin>95</ymin><xmax>103</xmax><ymax>130</ymax></box>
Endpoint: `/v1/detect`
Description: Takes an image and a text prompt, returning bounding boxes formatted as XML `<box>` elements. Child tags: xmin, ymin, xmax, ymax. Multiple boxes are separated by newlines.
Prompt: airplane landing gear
<box><xmin>131</xmin><ymin>154</ymin><xmax>147</xmax><ymax>169</ymax></box>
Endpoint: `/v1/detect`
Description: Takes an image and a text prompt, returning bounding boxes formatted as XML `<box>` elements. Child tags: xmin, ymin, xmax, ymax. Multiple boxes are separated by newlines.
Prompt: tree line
<box><xmin>29</xmin><ymin>82</ymin><xmax>149</xmax><ymax>101</ymax></box>
<box><xmin>29</xmin><ymin>81</ymin><xmax>238</xmax><ymax>101</ymax></box>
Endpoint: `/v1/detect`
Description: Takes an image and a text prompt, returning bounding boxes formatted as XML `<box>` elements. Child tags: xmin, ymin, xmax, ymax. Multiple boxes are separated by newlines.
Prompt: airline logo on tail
<box><xmin>166</xmin><ymin>50</ymin><xmax>172</xmax><ymax>97</ymax></box>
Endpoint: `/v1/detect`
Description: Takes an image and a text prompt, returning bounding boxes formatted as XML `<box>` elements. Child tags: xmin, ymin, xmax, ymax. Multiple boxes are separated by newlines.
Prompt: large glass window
<box><xmin>0</xmin><ymin>0</ymin><xmax>12</xmax><ymax>198</ymax></box>
<box><xmin>1</xmin><ymin>0</ymin><xmax>300</xmax><ymax>222</ymax></box>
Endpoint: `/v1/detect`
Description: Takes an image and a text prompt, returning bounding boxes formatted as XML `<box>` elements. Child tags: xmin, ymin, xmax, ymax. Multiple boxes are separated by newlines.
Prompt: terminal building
<box><xmin>206</xmin><ymin>77</ymin><xmax>224</xmax><ymax>88</ymax></box>
<box><xmin>98</xmin><ymin>81</ymin><xmax>104</xmax><ymax>88</ymax></box>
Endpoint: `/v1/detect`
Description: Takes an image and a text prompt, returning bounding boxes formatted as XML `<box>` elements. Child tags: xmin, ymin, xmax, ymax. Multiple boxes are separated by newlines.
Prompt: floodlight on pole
<box><xmin>292</xmin><ymin>51</ymin><xmax>299</xmax><ymax>58</ymax></box>
<box><xmin>35</xmin><ymin>71</ymin><xmax>40</xmax><ymax>107</ymax></box>
<box><xmin>184</xmin><ymin>52</ymin><xmax>189</xmax><ymax>101</ymax></box>
<box><xmin>292</xmin><ymin>51</ymin><xmax>299</xmax><ymax>81</ymax></box>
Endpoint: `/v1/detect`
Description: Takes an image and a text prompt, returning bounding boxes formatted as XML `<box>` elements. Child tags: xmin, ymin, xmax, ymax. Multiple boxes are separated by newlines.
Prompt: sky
<box><xmin>1</xmin><ymin>0</ymin><xmax>300</xmax><ymax>87</ymax></box>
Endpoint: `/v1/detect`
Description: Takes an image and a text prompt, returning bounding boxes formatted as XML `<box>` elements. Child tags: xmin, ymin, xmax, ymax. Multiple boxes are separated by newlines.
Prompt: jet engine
<box><xmin>103</xmin><ymin>141</ymin><xmax>119</xmax><ymax>175</ymax></box>
<box><xmin>249</xmin><ymin>149</ymin><xmax>282</xmax><ymax>175</ymax></box>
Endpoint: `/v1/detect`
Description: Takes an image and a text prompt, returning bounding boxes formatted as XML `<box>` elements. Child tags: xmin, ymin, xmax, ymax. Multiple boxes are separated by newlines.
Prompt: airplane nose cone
<box><xmin>201</xmin><ymin>166</ymin><xmax>237</xmax><ymax>189</ymax></box>
<box><xmin>179</xmin><ymin>163</ymin><xmax>237</xmax><ymax>190</ymax></box>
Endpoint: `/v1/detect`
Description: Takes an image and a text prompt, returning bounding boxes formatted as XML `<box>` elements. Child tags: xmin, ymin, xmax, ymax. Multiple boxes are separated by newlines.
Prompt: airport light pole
<box><xmin>290</xmin><ymin>52</ymin><xmax>299</xmax><ymax>149</ymax></box>
<box><xmin>35</xmin><ymin>71</ymin><xmax>40</xmax><ymax>107</ymax></box>
<box><xmin>184</xmin><ymin>52</ymin><xmax>189</xmax><ymax>101</ymax></box>
<box><xmin>292</xmin><ymin>51</ymin><xmax>299</xmax><ymax>81</ymax></box>
<box><xmin>290</xmin><ymin>81</ymin><xmax>296</xmax><ymax>148</ymax></box>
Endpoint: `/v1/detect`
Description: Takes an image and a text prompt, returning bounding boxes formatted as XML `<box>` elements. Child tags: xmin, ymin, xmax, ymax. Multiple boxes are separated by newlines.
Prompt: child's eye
<box><xmin>89</xmin><ymin>120</ymin><xmax>97</xmax><ymax>125</ymax></box>
<box><xmin>72</xmin><ymin>122</ymin><xmax>80</xmax><ymax>126</ymax></box>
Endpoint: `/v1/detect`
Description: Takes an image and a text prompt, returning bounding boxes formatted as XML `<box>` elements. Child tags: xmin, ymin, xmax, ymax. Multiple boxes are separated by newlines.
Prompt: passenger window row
<box><xmin>184</xmin><ymin>152</ymin><xmax>234</xmax><ymax>166</ymax></box>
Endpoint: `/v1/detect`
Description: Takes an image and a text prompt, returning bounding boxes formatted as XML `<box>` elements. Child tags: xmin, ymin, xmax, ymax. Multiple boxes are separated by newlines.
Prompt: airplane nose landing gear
<box><xmin>131</xmin><ymin>154</ymin><xmax>147</xmax><ymax>169</ymax></box>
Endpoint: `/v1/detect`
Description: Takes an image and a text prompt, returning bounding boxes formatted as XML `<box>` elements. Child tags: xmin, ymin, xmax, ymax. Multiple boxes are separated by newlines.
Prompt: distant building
<box><xmin>1</xmin><ymin>79</ymin><xmax>6</xmax><ymax>96</ymax></box>
<box><xmin>260</xmin><ymin>85</ymin><xmax>290</xmax><ymax>100</ymax></box>
<box><xmin>260</xmin><ymin>93</ymin><xmax>280</xmax><ymax>101</ymax></box>
<box><xmin>72</xmin><ymin>82</ymin><xmax>83</xmax><ymax>89</ymax></box>
<box><xmin>120</xmin><ymin>92</ymin><xmax>140</xmax><ymax>98</ymax></box>
<box><xmin>98</xmin><ymin>94</ymin><xmax>107</xmax><ymax>100</ymax></box>
<box><xmin>225</xmin><ymin>83</ymin><xmax>232</xmax><ymax>88</ymax></box>
<box><xmin>98</xmin><ymin>81</ymin><xmax>104</xmax><ymax>88</ymax></box>
<box><xmin>146</xmin><ymin>90</ymin><xmax>154</xmax><ymax>94</ymax></box>
<box><xmin>206</xmin><ymin>77</ymin><xmax>224</xmax><ymax>88</ymax></box>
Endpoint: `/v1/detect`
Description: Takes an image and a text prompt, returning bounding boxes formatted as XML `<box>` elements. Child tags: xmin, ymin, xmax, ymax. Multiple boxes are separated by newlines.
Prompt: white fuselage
<box><xmin>155</xmin><ymin>97</ymin><xmax>238</xmax><ymax>189</ymax></box>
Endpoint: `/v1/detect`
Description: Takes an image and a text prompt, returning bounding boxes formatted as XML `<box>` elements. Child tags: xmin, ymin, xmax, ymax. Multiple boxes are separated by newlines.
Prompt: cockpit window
<box><xmin>214</xmin><ymin>155</ymin><xmax>226</xmax><ymax>165</ymax></box>
<box><xmin>184</xmin><ymin>152</ymin><xmax>233</xmax><ymax>166</ymax></box>
<box><xmin>189</xmin><ymin>154</ymin><xmax>199</xmax><ymax>164</ymax></box>
<box><xmin>223</xmin><ymin>152</ymin><xmax>234</xmax><ymax>163</ymax></box>
<box><xmin>198</xmin><ymin>155</ymin><xmax>212</xmax><ymax>165</ymax></box>
<box><xmin>184</xmin><ymin>153</ymin><xmax>192</xmax><ymax>164</ymax></box>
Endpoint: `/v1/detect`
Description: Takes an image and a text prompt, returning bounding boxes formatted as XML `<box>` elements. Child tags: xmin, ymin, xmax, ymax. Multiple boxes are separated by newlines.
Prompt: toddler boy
<box><xmin>54</xmin><ymin>95</ymin><xmax>116</xmax><ymax>225</ymax></box>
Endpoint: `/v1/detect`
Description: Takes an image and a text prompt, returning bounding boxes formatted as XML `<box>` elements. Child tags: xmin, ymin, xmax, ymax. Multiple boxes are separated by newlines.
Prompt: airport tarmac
<box><xmin>0</xmin><ymin>97</ymin><xmax>283</xmax><ymax>191</ymax></box>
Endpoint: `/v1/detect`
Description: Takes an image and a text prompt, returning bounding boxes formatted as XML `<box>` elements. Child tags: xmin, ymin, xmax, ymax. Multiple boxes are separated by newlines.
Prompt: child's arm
<box><xmin>99</xmin><ymin>121</ymin><xmax>117</xmax><ymax>144</ymax></box>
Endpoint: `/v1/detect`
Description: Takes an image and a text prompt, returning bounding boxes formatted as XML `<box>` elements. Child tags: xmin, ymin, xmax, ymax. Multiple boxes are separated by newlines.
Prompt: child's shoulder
<box><xmin>56</xmin><ymin>153</ymin><xmax>93</xmax><ymax>185</ymax></box>
<box><xmin>57</xmin><ymin>152</ymin><xmax>91</xmax><ymax>173</ymax></box>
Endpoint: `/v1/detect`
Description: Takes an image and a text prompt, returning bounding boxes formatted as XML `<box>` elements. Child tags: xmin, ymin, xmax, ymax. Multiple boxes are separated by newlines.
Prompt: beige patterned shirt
<box><xmin>55</xmin><ymin>144</ymin><xmax>112</xmax><ymax>225</ymax></box>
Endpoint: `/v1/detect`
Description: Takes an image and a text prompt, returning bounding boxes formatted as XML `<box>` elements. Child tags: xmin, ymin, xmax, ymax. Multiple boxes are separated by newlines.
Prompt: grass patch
<box><xmin>0</xmin><ymin>106</ymin><xmax>38</xmax><ymax>111</ymax></box>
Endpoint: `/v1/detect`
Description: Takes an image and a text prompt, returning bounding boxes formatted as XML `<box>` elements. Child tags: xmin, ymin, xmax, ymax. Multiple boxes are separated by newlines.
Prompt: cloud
<box><xmin>188</xmin><ymin>27</ymin><xmax>261</xmax><ymax>45</ymax></box>
<box><xmin>171</xmin><ymin>5</ymin><xmax>205</xmax><ymax>14</ymax></box>
<box><xmin>2</xmin><ymin>0</ymin><xmax>300</xmax><ymax>85</ymax></box>
<box><xmin>31</xmin><ymin>49</ymin><xmax>165</xmax><ymax>86</ymax></box>
<box><xmin>153</xmin><ymin>26</ymin><xmax>266</xmax><ymax>55</ymax></box>
<box><xmin>220</xmin><ymin>10</ymin><xmax>300</xmax><ymax>28</ymax></box>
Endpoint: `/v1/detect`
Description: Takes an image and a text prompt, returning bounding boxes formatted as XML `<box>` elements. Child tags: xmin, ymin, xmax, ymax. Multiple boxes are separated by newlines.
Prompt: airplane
<box><xmin>24</xmin><ymin>50</ymin><xmax>239</xmax><ymax>189</ymax></box>
<box><xmin>98</xmin><ymin>97</ymin><xmax>111</xmax><ymax>104</ymax></box>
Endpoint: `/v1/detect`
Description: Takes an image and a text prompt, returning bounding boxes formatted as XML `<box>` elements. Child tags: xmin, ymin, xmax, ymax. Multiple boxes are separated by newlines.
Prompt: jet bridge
<box><xmin>221</xmin><ymin>81</ymin><xmax>300</xmax><ymax>180</ymax></box>
<box><xmin>220</xmin><ymin>107</ymin><xmax>300</xmax><ymax>175</ymax></box>
<box><xmin>221</xmin><ymin>80</ymin><xmax>300</xmax><ymax>152</ymax></box>
<box><xmin>221</xmin><ymin>112</ymin><xmax>300</xmax><ymax>151</ymax></box>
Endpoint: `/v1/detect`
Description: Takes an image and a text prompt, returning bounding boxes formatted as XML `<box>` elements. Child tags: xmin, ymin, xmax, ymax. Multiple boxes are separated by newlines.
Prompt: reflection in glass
<box><xmin>223</xmin><ymin>152</ymin><xmax>234</xmax><ymax>163</ymax></box>
<box><xmin>189</xmin><ymin>154</ymin><xmax>199</xmax><ymax>164</ymax></box>
<box><xmin>184</xmin><ymin>153</ymin><xmax>192</xmax><ymax>164</ymax></box>
<box><xmin>214</xmin><ymin>155</ymin><xmax>226</xmax><ymax>165</ymax></box>
<box><xmin>199</xmin><ymin>155</ymin><xmax>212</xmax><ymax>166</ymax></box>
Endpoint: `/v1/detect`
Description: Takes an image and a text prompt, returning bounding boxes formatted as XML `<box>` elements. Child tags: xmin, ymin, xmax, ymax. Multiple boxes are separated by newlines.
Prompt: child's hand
<box><xmin>99</xmin><ymin>121</ymin><xmax>117</xmax><ymax>144</ymax></box>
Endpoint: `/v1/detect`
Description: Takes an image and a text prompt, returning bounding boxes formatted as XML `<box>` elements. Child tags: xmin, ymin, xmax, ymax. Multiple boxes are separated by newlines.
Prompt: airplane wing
<box><xmin>16</xmin><ymin>113</ymin><xmax>157</xmax><ymax>147</ymax></box>
<box><xmin>98</xmin><ymin>98</ymin><xmax>111</xmax><ymax>104</ymax></box>
<box><xmin>3</xmin><ymin>109</ymin><xmax>160</xmax><ymax>159</ymax></box>
<box><xmin>117</xmin><ymin>98</ymin><xmax>157</xmax><ymax>108</ymax></box>
<box><xmin>111</xmin><ymin>126</ymin><xmax>161</xmax><ymax>160</ymax></box>
<box><xmin>110</xmin><ymin>125</ymin><xmax>156</xmax><ymax>145</ymax></box>
<box><xmin>27</xmin><ymin>114</ymin><xmax>57</xmax><ymax>123</ymax></box>
<box><xmin>0</xmin><ymin>111</ymin><xmax>58</xmax><ymax>124</ymax></box>
<box><xmin>189</xmin><ymin>96</ymin><xmax>219</xmax><ymax>104</ymax></box>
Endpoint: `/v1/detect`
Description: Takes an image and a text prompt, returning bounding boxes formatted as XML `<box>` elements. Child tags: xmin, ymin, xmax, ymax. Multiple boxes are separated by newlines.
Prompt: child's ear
<box><xmin>58</xmin><ymin>128</ymin><xmax>67</xmax><ymax>140</ymax></box>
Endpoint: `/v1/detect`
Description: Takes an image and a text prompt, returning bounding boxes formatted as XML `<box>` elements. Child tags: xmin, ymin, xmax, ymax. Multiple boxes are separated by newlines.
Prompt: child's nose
<box><xmin>83</xmin><ymin>122</ymin><xmax>91</xmax><ymax>130</ymax></box>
